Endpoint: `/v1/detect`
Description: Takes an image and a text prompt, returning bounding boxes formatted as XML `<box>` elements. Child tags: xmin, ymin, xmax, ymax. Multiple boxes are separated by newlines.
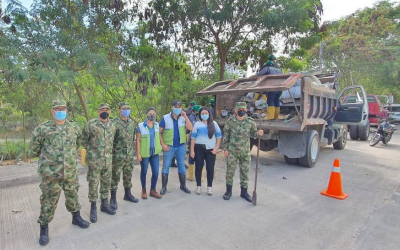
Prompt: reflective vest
<box><xmin>162</xmin><ymin>113</ymin><xmax>186</xmax><ymax>146</ymax></box>
<box><xmin>138</xmin><ymin>122</ymin><xmax>162</xmax><ymax>158</ymax></box>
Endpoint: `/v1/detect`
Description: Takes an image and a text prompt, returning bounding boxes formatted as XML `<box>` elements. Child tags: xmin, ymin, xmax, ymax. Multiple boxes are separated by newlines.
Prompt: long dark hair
<box><xmin>199</xmin><ymin>107</ymin><xmax>215</xmax><ymax>139</ymax></box>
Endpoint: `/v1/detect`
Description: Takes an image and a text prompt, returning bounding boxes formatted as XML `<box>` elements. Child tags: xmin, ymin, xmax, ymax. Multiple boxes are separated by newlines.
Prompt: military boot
<box><xmin>240</xmin><ymin>186</ymin><xmax>253</xmax><ymax>203</ymax></box>
<box><xmin>72</xmin><ymin>211</ymin><xmax>90</xmax><ymax>229</ymax></box>
<box><xmin>110</xmin><ymin>190</ymin><xmax>118</xmax><ymax>210</ymax></box>
<box><xmin>90</xmin><ymin>202</ymin><xmax>97</xmax><ymax>223</ymax></box>
<box><xmin>100</xmin><ymin>199</ymin><xmax>116</xmax><ymax>215</ymax></box>
<box><xmin>124</xmin><ymin>188</ymin><xmax>139</xmax><ymax>203</ymax></box>
<box><xmin>160</xmin><ymin>174</ymin><xmax>168</xmax><ymax>195</ymax></box>
<box><xmin>39</xmin><ymin>225</ymin><xmax>49</xmax><ymax>246</ymax></box>
<box><xmin>179</xmin><ymin>173</ymin><xmax>191</xmax><ymax>194</ymax></box>
<box><xmin>223</xmin><ymin>185</ymin><xmax>232</xmax><ymax>200</ymax></box>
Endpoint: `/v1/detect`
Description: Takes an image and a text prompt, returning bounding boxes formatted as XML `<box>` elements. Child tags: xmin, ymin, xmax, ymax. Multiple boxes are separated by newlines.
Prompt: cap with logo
<box><xmin>172</xmin><ymin>100</ymin><xmax>182</xmax><ymax>107</ymax></box>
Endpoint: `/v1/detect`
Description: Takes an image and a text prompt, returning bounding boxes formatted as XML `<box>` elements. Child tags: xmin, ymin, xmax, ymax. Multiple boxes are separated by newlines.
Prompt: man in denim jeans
<box><xmin>159</xmin><ymin>100</ymin><xmax>193</xmax><ymax>195</ymax></box>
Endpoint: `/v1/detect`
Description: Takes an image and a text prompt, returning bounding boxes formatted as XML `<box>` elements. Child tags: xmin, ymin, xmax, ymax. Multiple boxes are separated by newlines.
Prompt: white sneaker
<box><xmin>207</xmin><ymin>187</ymin><xmax>212</xmax><ymax>196</ymax></box>
<box><xmin>196</xmin><ymin>186</ymin><xmax>201</xmax><ymax>195</ymax></box>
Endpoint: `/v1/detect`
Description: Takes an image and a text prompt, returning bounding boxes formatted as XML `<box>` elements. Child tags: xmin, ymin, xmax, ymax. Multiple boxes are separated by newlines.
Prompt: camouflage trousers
<box><xmin>38</xmin><ymin>176</ymin><xmax>80</xmax><ymax>225</ymax></box>
<box><xmin>226</xmin><ymin>152</ymin><xmax>251</xmax><ymax>188</ymax></box>
<box><xmin>111</xmin><ymin>159</ymin><xmax>134</xmax><ymax>191</ymax></box>
<box><xmin>87</xmin><ymin>161</ymin><xmax>112</xmax><ymax>202</ymax></box>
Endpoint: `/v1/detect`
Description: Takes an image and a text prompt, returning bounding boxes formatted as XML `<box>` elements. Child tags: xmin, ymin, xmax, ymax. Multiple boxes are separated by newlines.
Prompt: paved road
<box><xmin>1</xmin><ymin>134</ymin><xmax>399</xmax><ymax>250</ymax></box>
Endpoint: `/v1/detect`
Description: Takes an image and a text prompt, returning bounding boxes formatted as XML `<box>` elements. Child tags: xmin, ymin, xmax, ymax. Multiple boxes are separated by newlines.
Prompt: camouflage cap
<box><xmin>193</xmin><ymin>105</ymin><xmax>201</xmax><ymax>112</ymax></box>
<box><xmin>98</xmin><ymin>103</ymin><xmax>110</xmax><ymax>110</ymax></box>
<box><xmin>235</xmin><ymin>102</ymin><xmax>247</xmax><ymax>109</ymax></box>
<box><xmin>119</xmin><ymin>102</ymin><xmax>130</xmax><ymax>109</ymax></box>
<box><xmin>52</xmin><ymin>99</ymin><xmax>67</xmax><ymax>109</ymax></box>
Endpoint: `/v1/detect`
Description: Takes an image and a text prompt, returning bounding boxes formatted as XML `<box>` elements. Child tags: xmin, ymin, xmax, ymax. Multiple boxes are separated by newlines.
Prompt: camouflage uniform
<box><xmin>30</xmin><ymin>100</ymin><xmax>82</xmax><ymax>225</ymax></box>
<box><xmin>81</xmin><ymin>104</ymin><xmax>116</xmax><ymax>202</ymax></box>
<box><xmin>111</xmin><ymin>105</ymin><xmax>136</xmax><ymax>191</ymax></box>
<box><xmin>223</xmin><ymin>107</ymin><xmax>258</xmax><ymax>189</ymax></box>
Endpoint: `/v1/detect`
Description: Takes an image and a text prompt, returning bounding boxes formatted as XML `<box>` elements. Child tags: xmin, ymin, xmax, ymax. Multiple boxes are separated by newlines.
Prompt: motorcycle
<box><xmin>369</xmin><ymin>119</ymin><xmax>397</xmax><ymax>146</ymax></box>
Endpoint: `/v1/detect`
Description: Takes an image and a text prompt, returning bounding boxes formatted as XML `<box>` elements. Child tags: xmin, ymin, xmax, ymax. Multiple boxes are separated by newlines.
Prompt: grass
<box><xmin>0</xmin><ymin>141</ymin><xmax>35</xmax><ymax>161</ymax></box>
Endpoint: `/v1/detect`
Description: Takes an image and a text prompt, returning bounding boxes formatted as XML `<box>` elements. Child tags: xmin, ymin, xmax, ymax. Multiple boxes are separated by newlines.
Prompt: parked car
<box><xmin>385</xmin><ymin>104</ymin><xmax>400</xmax><ymax>122</ymax></box>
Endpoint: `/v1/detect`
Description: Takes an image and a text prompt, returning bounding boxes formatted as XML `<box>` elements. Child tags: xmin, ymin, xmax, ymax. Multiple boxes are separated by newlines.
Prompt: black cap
<box><xmin>172</xmin><ymin>100</ymin><xmax>182</xmax><ymax>107</ymax></box>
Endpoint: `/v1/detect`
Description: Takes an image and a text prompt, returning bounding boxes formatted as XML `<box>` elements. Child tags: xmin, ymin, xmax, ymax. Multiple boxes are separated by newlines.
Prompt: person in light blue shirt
<box><xmin>190</xmin><ymin>107</ymin><xmax>222</xmax><ymax>195</ymax></box>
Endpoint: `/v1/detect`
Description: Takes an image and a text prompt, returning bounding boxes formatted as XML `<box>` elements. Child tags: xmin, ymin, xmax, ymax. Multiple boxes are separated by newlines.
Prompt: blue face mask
<box><xmin>173</xmin><ymin>108</ymin><xmax>181</xmax><ymax>115</ymax></box>
<box><xmin>121</xmin><ymin>110</ymin><xmax>130</xmax><ymax>117</ymax></box>
<box><xmin>201</xmin><ymin>114</ymin><xmax>209</xmax><ymax>121</ymax></box>
<box><xmin>55</xmin><ymin>111</ymin><xmax>67</xmax><ymax>121</ymax></box>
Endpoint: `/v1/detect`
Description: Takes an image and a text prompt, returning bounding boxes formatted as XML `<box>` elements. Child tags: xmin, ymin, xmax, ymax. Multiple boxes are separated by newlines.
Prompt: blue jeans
<box><xmin>267</xmin><ymin>91</ymin><xmax>282</xmax><ymax>107</ymax></box>
<box><xmin>162</xmin><ymin>144</ymin><xmax>186</xmax><ymax>174</ymax></box>
<box><xmin>140</xmin><ymin>154</ymin><xmax>160</xmax><ymax>190</ymax></box>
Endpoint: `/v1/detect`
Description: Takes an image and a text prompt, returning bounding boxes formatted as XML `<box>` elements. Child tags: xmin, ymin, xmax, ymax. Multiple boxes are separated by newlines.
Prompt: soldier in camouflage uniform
<box><xmin>222</xmin><ymin>102</ymin><xmax>264</xmax><ymax>202</ymax></box>
<box><xmin>81</xmin><ymin>103</ymin><xmax>116</xmax><ymax>223</ymax></box>
<box><xmin>30</xmin><ymin>100</ymin><xmax>89</xmax><ymax>246</ymax></box>
<box><xmin>110</xmin><ymin>102</ymin><xmax>139</xmax><ymax>211</ymax></box>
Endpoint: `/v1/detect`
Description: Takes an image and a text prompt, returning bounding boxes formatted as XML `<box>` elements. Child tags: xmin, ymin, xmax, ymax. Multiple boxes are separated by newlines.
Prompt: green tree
<box><xmin>148</xmin><ymin>0</ymin><xmax>323</xmax><ymax>80</ymax></box>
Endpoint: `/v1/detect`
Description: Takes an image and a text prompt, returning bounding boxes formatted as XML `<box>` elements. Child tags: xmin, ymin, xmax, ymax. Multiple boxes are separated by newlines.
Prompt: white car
<box><xmin>385</xmin><ymin>104</ymin><xmax>400</xmax><ymax>122</ymax></box>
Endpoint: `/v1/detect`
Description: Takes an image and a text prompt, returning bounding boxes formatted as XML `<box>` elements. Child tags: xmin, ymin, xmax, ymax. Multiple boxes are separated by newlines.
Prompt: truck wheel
<box><xmin>284</xmin><ymin>155</ymin><xmax>299</xmax><ymax>165</ymax></box>
<box><xmin>358</xmin><ymin>122</ymin><xmax>370</xmax><ymax>141</ymax></box>
<box><xmin>349</xmin><ymin>125</ymin><xmax>359</xmax><ymax>140</ymax></box>
<box><xmin>333</xmin><ymin>126</ymin><xmax>347</xmax><ymax>150</ymax></box>
<box><xmin>299</xmin><ymin>130</ymin><xmax>320</xmax><ymax>168</ymax></box>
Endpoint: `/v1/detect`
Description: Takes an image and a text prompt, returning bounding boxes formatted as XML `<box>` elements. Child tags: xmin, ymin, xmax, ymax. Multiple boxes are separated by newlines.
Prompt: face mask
<box><xmin>201</xmin><ymin>114</ymin><xmax>209</xmax><ymax>120</ymax></box>
<box><xmin>121</xmin><ymin>110</ymin><xmax>130</xmax><ymax>117</ymax></box>
<box><xmin>100</xmin><ymin>112</ymin><xmax>109</xmax><ymax>119</ymax></box>
<box><xmin>55</xmin><ymin>111</ymin><xmax>67</xmax><ymax>121</ymax></box>
<box><xmin>173</xmin><ymin>108</ymin><xmax>181</xmax><ymax>115</ymax></box>
<box><xmin>147</xmin><ymin>115</ymin><xmax>156</xmax><ymax>121</ymax></box>
<box><xmin>237</xmin><ymin>110</ymin><xmax>246</xmax><ymax>117</ymax></box>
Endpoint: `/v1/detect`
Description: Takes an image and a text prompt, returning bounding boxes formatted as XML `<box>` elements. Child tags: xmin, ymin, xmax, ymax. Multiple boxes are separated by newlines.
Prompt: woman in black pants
<box><xmin>190</xmin><ymin>107</ymin><xmax>222</xmax><ymax>195</ymax></box>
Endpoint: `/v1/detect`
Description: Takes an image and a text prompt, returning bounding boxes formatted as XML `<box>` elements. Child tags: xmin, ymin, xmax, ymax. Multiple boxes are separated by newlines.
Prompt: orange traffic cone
<box><xmin>321</xmin><ymin>159</ymin><xmax>348</xmax><ymax>200</ymax></box>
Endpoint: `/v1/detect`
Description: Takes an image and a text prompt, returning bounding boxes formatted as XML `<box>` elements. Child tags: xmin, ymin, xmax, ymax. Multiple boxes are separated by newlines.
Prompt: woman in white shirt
<box><xmin>190</xmin><ymin>107</ymin><xmax>222</xmax><ymax>195</ymax></box>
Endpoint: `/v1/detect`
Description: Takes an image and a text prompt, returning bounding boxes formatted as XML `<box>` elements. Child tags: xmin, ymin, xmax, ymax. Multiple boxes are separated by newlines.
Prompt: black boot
<box><xmin>240</xmin><ymin>186</ymin><xmax>253</xmax><ymax>203</ymax></box>
<box><xmin>160</xmin><ymin>174</ymin><xmax>168</xmax><ymax>195</ymax></box>
<box><xmin>72</xmin><ymin>211</ymin><xmax>90</xmax><ymax>229</ymax></box>
<box><xmin>90</xmin><ymin>202</ymin><xmax>97</xmax><ymax>223</ymax></box>
<box><xmin>223</xmin><ymin>185</ymin><xmax>232</xmax><ymax>200</ymax></box>
<box><xmin>124</xmin><ymin>188</ymin><xmax>139</xmax><ymax>203</ymax></box>
<box><xmin>100</xmin><ymin>199</ymin><xmax>116</xmax><ymax>215</ymax></box>
<box><xmin>39</xmin><ymin>225</ymin><xmax>49</xmax><ymax>246</ymax></box>
<box><xmin>179</xmin><ymin>173</ymin><xmax>191</xmax><ymax>194</ymax></box>
<box><xmin>110</xmin><ymin>190</ymin><xmax>118</xmax><ymax>210</ymax></box>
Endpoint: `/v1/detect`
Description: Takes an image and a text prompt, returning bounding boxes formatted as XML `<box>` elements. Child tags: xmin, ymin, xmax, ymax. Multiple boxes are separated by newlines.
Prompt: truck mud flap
<box><xmin>278</xmin><ymin>131</ymin><xmax>306</xmax><ymax>158</ymax></box>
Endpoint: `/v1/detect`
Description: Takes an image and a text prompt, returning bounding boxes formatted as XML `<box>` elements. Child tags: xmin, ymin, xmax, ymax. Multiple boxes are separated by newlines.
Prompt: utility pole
<box><xmin>319</xmin><ymin>42</ymin><xmax>323</xmax><ymax>72</ymax></box>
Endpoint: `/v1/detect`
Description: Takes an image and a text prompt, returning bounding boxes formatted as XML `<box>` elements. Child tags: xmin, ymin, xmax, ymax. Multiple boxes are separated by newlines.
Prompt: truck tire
<box><xmin>299</xmin><ymin>130</ymin><xmax>320</xmax><ymax>168</ymax></box>
<box><xmin>284</xmin><ymin>155</ymin><xmax>299</xmax><ymax>165</ymax></box>
<box><xmin>333</xmin><ymin>126</ymin><xmax>347</xmax><ymax>150</ymax></box>
<box><xmin>349</xmin><ymin>125</ymin><xmax>359</xmax><ymax>140</ymax></box>
<box><xmin>358</xmin><ymin>122</ymin><xmax>370</xmax><ymax>141</ymax></box>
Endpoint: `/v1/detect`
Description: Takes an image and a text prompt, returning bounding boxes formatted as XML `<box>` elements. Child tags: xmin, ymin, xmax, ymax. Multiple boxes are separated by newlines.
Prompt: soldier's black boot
<box><xmin>110</xmin><ymin>190</ymin><xmax>118</xmax><ymax>210</ymax></box>
<box><xmin>100</xmin><ymin>199</ymin><xmax>116</xmax><ymax>215</ymax></box>
<box><xmin>223</xmin><ymin>185</ymin><xmax>232</xmax><ymax>200</ymax></box>
<box><xmin>160</xmin><ymin>174</ymin><xmax>168</xmax><ymax>195</ymax></box>
<box><xmin>179</xmin><ymin>173</ymin><xmax>191</xmax><ymax>194</ymax></box>
<box><xmin>39</xmin><ymin>225</ymin><xmax>49</xmax><ymax>246</ymax></box>
<box><xmin>72</xmin><ymin>211</ymin><xmax>90</xmax><ymax>229</ymax></box>
<box><xmin>123</xmin><ymin>188</ymin><xmax>139</xmax><ymax>203</ymax></box>
<box><xmin>240</xmin><ymin>186</ymin><xmax>253</xmax><ymax>203</ymax></box>
<box><xmin>90</xmin><ymin>202</ymin><xmax>97</xmax><ymax>223</ymax></box>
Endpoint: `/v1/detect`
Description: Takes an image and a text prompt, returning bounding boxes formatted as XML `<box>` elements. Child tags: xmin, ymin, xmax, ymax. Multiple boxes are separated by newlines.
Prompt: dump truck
<box><xmin>196</xmin><ymin>73</ymin><xmax>369</xmax><ymax>168</ymax></box>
